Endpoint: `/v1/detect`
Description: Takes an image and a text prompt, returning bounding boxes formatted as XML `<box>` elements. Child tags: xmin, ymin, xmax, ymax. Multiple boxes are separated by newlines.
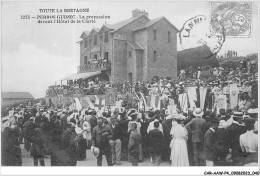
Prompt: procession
<box><xmin>2</xmin><ymin>61</ymin><xmax>258</xmax><ymax>166</ymax></box>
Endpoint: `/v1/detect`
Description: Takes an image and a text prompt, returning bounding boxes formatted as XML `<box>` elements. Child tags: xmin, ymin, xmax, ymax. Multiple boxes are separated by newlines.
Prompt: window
<box><xmin>94</xmin><ymin>35</ymin><xmax>97</xmax><ymax>46</ymax></box>
<box><xmin>153</xmin><ymin>29</ymin><xmax>157</xmax><ymax>41</ymax></box>
<box><xmin>153</xmin><ymin>51</ymin><xmax>157</xmax><ymax>62</ymax></box>
<box><xmin>104</xmin><ymin>52</ymin><xmax>108</xmax><ymax>61</ymax></box>
<box><xmin>93</xmin><ymin>54</ymin><xmax>97</xmax><ymax>61</ymax></box>
<box><xmin>168</xmin><ymin>31</ymin><xmax>171</xmax><ymax>43</ymax></box>
<box><xmin>84</xmin><ymin>56</ymin><xmax>88</xmax><ymax>64</ymax></box>
<box><xmin>129</xmin><ymin>51</ymin><xmax>132</xmax><ymax>58</ymax></box>
<box><xmin>104</xmin><ymin>31</ymin><xmax>108</xmax><ymax>43</ymax></box>
<box><xmin>84</xmin><ymin>38</ymin><xmax>88</xmax><ymax>48</ymax></box>
<box><xmin>89</xmin><ymin>39</ymin><xmax>92</xmax><ymax>48</ymax></box>
<box><xmin>100</xmin><ymin>35</ymin><xmax>103</xmax><ymax>44</ymax></box>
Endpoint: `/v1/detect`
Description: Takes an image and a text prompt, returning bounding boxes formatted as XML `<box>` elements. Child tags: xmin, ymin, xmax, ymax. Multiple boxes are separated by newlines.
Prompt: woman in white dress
<box><xmin>170</xmin><ymin>114</ymin><xmax>189</xmax><ymax>166</ymax></box>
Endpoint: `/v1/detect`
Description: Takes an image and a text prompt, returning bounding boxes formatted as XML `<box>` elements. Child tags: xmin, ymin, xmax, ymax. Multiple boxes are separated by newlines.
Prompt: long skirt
<box><xmin>170</xmin><ymin>138</ymin><xmax>189</xmax><ymax>166</ymax></box>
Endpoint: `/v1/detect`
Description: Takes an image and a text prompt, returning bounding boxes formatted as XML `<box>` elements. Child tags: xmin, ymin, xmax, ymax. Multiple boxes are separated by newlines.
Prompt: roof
<box><xmin>133</xmin><ymin>16</ymin><xmax>179</xmax><ymax>32</ymax></box>
<box><xmin>133</xmin><ymin>16</ymin><xmax>164</xmax><ymax>31</ymax></box>
<box><xmin>104</xmin><ymin>15</ymin><xmax>149</xmax><ymax>33</ymax></box>
<box><xmin>93</xmin><ymin>28</ymin><xmax>100</xmax><ymax>32</ymax></box>
<box><xmin>126</xmin><ymin>41</ymin><xmax>144</xmax><ymax>50</ymax></box>
<box><xmin>58</xmin><ymin>71</ymin><xmax>101</xmax><ymax>81</ymax></box>
<box><xmin>80</xmin><ymin>31</ymin><xmax>90</xmax><ymax>38</ymax></box>
<box><xmin>2</xmin><ymin>92</ymin><xmax>34</xmax><ymax>99</ymax></box>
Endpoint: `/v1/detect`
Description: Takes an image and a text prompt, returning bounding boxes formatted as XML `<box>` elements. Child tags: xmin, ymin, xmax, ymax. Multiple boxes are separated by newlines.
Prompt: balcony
<box><xmin>78</xmin><ymin>60</ymin><xmax>111</xmax><ymax>73</ymax></box>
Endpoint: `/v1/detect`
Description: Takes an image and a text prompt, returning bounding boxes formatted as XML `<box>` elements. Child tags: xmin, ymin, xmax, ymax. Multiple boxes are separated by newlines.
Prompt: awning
<box><xmin>58</xmin><ymin>71</ymin><xmax>101</xmax><ymax>81</ymax></box>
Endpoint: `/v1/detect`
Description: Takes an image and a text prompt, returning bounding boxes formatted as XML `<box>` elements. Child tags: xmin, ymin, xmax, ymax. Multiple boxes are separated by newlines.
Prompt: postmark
<box><xmin>179</xmin><ymin>15</ymin><xmax>225</xmax><ymax>56</ymax></box>
<box><xmin>210</xmin><ymin>2</ymin><xmax>252</xmax><ymax>37</ymax></box>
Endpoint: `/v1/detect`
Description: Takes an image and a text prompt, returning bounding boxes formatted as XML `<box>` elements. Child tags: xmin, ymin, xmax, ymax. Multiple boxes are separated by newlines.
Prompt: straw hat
<box><xmin>92</xmin><ymin>147</ymin><xmax>100</xmax><ymax>158</ymax></box>
<box><xmin>193</xmin><ymin>108</ymin><xmax>204</xmax><ymax>117</ymax></box>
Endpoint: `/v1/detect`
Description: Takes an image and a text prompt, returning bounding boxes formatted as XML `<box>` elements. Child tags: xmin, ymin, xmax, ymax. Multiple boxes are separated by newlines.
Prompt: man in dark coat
<box><xmin>89</xmin><ymin>111</ymin><xmax>97</xmax><ymax>134</ymax></box>
<box><xmin>202</xmin><ymin>119</ymin><xmax>219</xmax><ymax>166</ymax></box>
<box><xmin>91</xmin><ymin>116</ymin><xmax>113</xmax><ymax>166</ymax></box>
<box><xmin>148</xmin><ymin>121</ymin><xmax>163</xmax><ymax>166</ymax></box>
<box><xmin>128</xmin><ymin>123</ymin><xmax>141</xmax><ymax>166</ymax></box>
<box><xmin>185</xmin><ymin>108</ymin><xmax>207</xmax><ymax>166</ymax></box>
<box><xmin>1</xmin><ymin>119</ymin><xmax>22</xmax><ymax>166</ymax></box>
<box><xmin>223</xmin><ymin>112</ymin><xmax>246</xmax><ymax>165</ymax></box>
<box><xmin>162</xmin><ymin>116</ymin><xmax>172</xmax><ymax>162</ymax></box>
<box><xmin>60</xmin><ymin>122</ymin><xmax>78</xmax><ymax>166</ymax></box>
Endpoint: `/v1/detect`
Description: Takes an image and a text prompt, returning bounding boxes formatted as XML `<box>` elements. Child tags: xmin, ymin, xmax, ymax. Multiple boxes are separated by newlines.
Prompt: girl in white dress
<box><xmin>170</xmin><ymin>115</ymin><xmax>189</xmax><ymax>166</ymax></box>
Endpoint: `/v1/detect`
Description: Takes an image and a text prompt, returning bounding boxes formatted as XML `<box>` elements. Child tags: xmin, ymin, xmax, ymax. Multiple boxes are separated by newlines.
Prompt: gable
<box><xmin>134</xmin><ymin>17</ymin><xmax>179</xmax><ymax>32</ymax></box>
<box><xmin>89</xmin><ymin>28</ymin><xmax>100</xmax><ymax>36</ymax></box>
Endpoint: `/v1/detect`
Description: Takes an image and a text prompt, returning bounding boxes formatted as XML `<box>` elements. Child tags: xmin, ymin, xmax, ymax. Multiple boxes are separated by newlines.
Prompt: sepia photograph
<box><xmin>1</xmin><ymin>0</ymin><xmax>259</xmax><ymax>175</ymax></box>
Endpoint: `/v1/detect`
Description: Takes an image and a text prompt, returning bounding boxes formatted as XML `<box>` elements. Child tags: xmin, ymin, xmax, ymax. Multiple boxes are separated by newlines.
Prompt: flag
<box><xmin>229</xmin><ymin>83</ymin><xmax>239</xmax><ymax>109</ymax></box>
<box><xmin>187</xmin><ymin>87</ymin><xmax>197</xmax><ymax>109</ymax></box>
<box><xmin>79</xmin><ymin>96</ymin><xmax>94</xmax><ymax>109</ymax></box>
<box><xmin>94</xmin><ymin>97</ymin><xmax>105</xmax><ymax>111</ymax></box>
<box><xmin>74</xmin><ymin>98</ymin><xmax>82</xmax><ymax>111</ymax></box>
<box><xmin>199</xmin><ymin>87</ymin><xmax>208</xmax><ymax>110</ymax></box>
<box><xmin>179</xmin><ymin>93</ymin><xmax>188</xmax><ymax>113</ymax></box>
<box><xmin>139</xmin><ymin>92</ymin><xmax>147</xmax><ymax>111</ymax></box>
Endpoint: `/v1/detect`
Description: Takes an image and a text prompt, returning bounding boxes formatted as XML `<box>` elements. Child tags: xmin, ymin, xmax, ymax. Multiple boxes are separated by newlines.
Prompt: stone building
<box><xmin>78</xmin><ymin>9</ymin><xmax>178</xmax><ymax>83</ymax></box>
<box><xmin>2</xmin><ymin>92</ymin><xmax>34</xmax><ymax>107</ymax></box>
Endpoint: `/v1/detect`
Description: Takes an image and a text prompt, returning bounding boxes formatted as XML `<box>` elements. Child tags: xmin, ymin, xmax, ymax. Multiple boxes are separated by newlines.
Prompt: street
<box><xmin>20</xmin><ymin>144</ymin><xmax>171</xmax><ymax>166</ymax></box>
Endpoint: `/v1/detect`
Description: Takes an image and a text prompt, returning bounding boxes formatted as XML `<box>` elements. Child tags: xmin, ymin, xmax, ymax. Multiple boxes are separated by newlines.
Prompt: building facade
<box><xmin>78</xmin><ymin>9</ymin><xmax>178</xmax><ymax>83</ymax></box>
<box><xmin>2</xmin><ymin>92</ymin><xmax>34</xmax><ymax>107</ymax></box>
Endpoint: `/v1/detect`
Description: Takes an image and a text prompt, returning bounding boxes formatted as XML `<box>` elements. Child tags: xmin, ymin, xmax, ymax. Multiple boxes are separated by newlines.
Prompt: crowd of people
<box><xmin>1</xmin><ymin>62</ymin><xmax>258</xmax><ymax>167</ymax></box>
<box><xmin>1</xmin><ymin>103</ymin><xmax>258</xmax><ymax>167</ymax></box>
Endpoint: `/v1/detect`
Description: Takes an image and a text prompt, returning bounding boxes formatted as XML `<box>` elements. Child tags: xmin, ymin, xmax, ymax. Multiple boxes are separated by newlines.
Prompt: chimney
<box><xmin>132</xmin><ymin>9</ymin><xmax>148</xmax><ymax>18</ymax></box>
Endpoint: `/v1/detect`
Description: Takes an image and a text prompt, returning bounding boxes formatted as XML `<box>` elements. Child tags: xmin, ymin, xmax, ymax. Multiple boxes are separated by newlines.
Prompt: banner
<box><xmin>187</xmin><ymin>87</ymin><xmax>197</xmax><ymax>109</ymax></box>
<box><xmin>147</xmin><ymin>95</ymin><xmax>161</xmax><ymax>110</ymax></box>
<box><xmin>167</xmin><ymin>98</ymin><xmax>177</xmax><ymax>115</ymax></box>
<box><xmin>216</xmin><ymin>94</ymin><xmax>227</xmax><ymax>114</ymax></box>
<box><xmin>105</xmin><ymin>88</ymin><xmax>117</xmax><ymax>106</ymax></box>
<box><xmin>199</xmin><ymin>87</ymin><xmax>207</xmax><ymax>110</ymax></box>
<box><xmin>230</xmin><ymin>83</ymin><xmax>239</xmax><ymax>109</ymax></box>
<box><xmin>179</xmin><ymin>93</ymin><xmax>188</xmax><ymax>113</ymax></box>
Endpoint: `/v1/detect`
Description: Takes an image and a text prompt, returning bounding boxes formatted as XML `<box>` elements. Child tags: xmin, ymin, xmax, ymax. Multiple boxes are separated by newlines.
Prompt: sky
<box><xmin>1</xmin><ymin>1</ymin><xmax>259</xmax><ymax>98</ymax></box>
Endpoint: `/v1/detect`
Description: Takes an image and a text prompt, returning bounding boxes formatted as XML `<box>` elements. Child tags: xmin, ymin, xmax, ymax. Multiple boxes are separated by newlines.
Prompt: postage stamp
<box><xmin>210</xmin><ymin>2</ymin><xmax>252</xmax><ymax>37</ymax></box>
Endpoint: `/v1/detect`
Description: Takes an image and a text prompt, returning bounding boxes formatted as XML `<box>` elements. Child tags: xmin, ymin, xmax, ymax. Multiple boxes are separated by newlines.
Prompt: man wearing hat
<box><xmin>202</xmin><ymin>118</ymin><xmax>219</xmax><ymax>166</ymax></box>
<box><xmin>223</xmin><ymin>112</ymin><xmax>246</xmax><ymax>165</ymax></box>
<box><xmin>185</xmin><ymin>108</ymin><xmax>207</xmax><ymax>166</ymax></box>
<box><xmin>91</xmin><ymin>116</ymin><xmax>113</xmax><ymax>166</ymax></box>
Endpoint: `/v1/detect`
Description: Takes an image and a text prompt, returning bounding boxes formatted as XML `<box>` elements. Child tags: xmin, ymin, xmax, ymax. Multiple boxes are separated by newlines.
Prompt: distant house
<box><xmin>1</xmin><ymin>92</ymin><xmax>34</xmax><ymax>107</ymax></box>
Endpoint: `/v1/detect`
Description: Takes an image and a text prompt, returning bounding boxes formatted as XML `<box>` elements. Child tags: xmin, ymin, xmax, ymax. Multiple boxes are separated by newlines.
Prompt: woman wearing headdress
<box><xmin>170</xmin><ymin>114</ymin><xmax>189</xmax><ymax>166</ymax></box>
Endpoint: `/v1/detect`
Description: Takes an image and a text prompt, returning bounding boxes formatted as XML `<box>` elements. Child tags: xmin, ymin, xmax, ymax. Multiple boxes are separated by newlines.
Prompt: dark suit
<box><xmin>162</xmin><ymin>119</ymin><xmax>172</xmax><ymax>161</ymax></box>
<box><xmin>202</xmin><ymin>128</ymin><xmax>216</xmax><ymax>163</ymax></box>
<box><xmin>223</xmin><ymin>122</ymin><xmax>246</xmax><ymax>165</ymax></box>
<box><xmin>92</xmin><ymin>124</ymin><xmax>113</xmax><ymax>166</ymax></box>
<box><xmin>89</xmin><ymin>115</ymin><xmax>97</xmax><ymax>134</ymax></box>
<box><xmin>148</xmin><ymin>129</ymin><xmax>163</xmax><ymax>166</ymax></box>
<box><xmin>185</xmin><ymin>117</ymin><xmax>207</xmax><ymax>166</ymax></box>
